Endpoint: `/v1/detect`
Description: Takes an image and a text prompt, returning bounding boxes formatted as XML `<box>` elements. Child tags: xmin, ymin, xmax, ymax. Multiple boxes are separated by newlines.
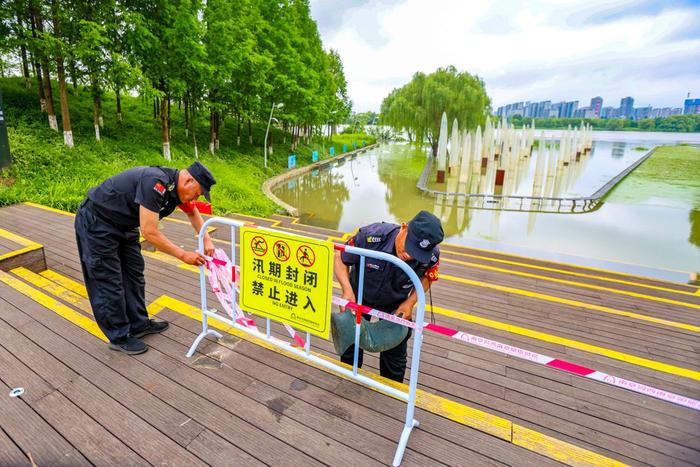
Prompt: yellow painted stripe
<box><xmin>441</xmin><ymin>241</ymin><xmax>689</xmax><ymax>281</ymax></box>
<box><xmin>40</xmin><ymin>270</ymin><xmax>88</xmax><ymax>296</ymax></box>
<box><xmin>12</xmin><ymin>267</ymin><xmax>92</xmax><ymax>314</ymax></box>
<box><xmin>442</xmin><ymin>257</ymin><xmax>700</xmax><ymax>310</ymax></box>
<box><xmin>512</xmin><ymin>424</ymin><xmax>625</xmax><ymax>467</ymax></box>
<box><xmin>0</xmin><ymin>270</ymin><xmax>106</xmax><ymax>341</ymax></box>
<box><xmin>0</xmin><ymin>244</ymin><xmax>43</xmax><ymax>262</ymax></box>
<box><xmin>141</xmin><ymin>249</ymin><xmax>202</xmax><ymax>274</ymax></box>
<box><xmin>430</xmin><ymin>303</ymin><xmax>700</xmax><ymax>381</ymax></box>
<box><xmin>150</xmin><ymin>294</ymin><xmax>625</xmax><ymax>465</ymax></box>
<box><xmin>23</xmin><ymin>202</ymin><xmax>75</xmax><ymax>217</ymax></box>
<box><xmin>441</xmin><ymin>274</ymin><xmax>699</xmax><ymax>333</ymax></box>
<box><xmin>24</xmin><ymin>201</ymin><xmax>217</xmax><ymax>237</ymax></box>
<box><xmin>0</xmin><ymin>227</ymin><xmax>40</xmax><ymax>247</ymax></box>
<box><xmin>44</xmin><ymin>268</ymin><xmax>699</xmax><ymax>383</ymax></box>
<box><xmin>12</xmin><ymin>269</ymin><xmax>629</xmax><ymax>465</ymax></box>
<box><xmin>151</xmin><ymin>294</ymin><xmax>511</xmax><ymax>440</ymax></box>
<box><xmin>442</xmin><ymin>249</ymin><xmax>699</xmax><ymax>297</ymax></box>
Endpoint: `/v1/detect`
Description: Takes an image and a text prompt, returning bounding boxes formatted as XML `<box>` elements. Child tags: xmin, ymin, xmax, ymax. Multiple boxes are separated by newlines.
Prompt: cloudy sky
<box><xmin>309</xmin><ymin>0</ymin><xmax>700</xmax><ymax>112</ymax></box>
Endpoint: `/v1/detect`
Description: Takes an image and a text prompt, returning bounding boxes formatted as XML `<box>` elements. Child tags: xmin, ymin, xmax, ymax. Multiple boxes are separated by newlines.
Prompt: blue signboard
<box><xmin>329</xmin><ymin>146</ymin><xmax>335</xmax><ymax>156</ymax></box>
<box><xmin>352</xmin><ymin>141</ymin><xmax>357</xmax><ymax>149</ymax></box>
<box><xmin>288</xmin><ymin>154</ymin><xmax>296</xmax><ymax>169</ymax></box>
<box><xmin>342</xmin><ymin>144</ymin><xmax>347</xmax><ymax>153</ymax></box>
<box><xmin>312</xmin><ymin>150</ymin><xmax>318</xmax><ymax>162</ymax></box>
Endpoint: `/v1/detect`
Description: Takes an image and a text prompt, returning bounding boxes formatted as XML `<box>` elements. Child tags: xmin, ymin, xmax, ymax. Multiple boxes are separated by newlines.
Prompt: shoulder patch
<box><xmin>366</xmin><ymin>234</ymin><xmax>383</xmax><ymax>244</ymax></box>
<box><xmin>153</xmin><ymin>182</ymin><xmax>166</xmax><ymax>196</ymax></box>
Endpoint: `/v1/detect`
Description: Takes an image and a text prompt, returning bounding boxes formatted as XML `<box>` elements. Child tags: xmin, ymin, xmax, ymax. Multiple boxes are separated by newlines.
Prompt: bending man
<box><xmin>334</xmin><ymin>210</ymin><xmax>443</xmax><ymax>382</ymax></box>
<box><xmin>75</xmin><ymin>162</ymin><xmax>216</xmax><ymax>355</ymax></box>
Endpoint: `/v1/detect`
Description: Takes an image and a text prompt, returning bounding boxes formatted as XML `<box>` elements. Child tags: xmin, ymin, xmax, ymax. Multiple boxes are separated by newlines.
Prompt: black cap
<box><xmin>405</xmin><ymin>211</ymin><xmax>444</xmax><ymax>263</ymax></box>
<box><xmin>187</xmin><ymin>161</ymin><xmax>216</xmax><ymax>201</ymax></box>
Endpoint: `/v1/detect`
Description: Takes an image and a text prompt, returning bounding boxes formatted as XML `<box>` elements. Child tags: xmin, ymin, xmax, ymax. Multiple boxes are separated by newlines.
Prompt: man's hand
<box><xmin>180</xmin><ymin>250</ymin><xmax>206</xmax><ymax>266</ymax></box>
<box><xmin>203</xmin><ymin>236</ymin><xmax>215</xmax><ymax>256</ymax></box>
<box><xmin>395</xmin><ymin>301</ymin><xmax>414</xmax><ymax>321</ymax></box>
<box><xmin>340</xmin><ymin>289</ymin><xmax>356</xmax><ymax>313</ymax></box>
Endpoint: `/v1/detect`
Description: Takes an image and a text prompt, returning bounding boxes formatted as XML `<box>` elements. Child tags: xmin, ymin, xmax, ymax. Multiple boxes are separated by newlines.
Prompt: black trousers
<box><xmin>340</xmin><ymin>313</ymin><xmax>413</xmax><ymax>383</ymax></box>
<box><xmin>74</xmin><ymin>201</ymin><xmax>148</xmax><ymax>343</ymax></box>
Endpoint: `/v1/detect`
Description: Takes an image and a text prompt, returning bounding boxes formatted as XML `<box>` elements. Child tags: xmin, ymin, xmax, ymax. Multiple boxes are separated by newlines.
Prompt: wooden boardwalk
<box><xmin>0</xmin><ymin>202</ymin><xmax>698</xmax><ymax>466</ymax></box>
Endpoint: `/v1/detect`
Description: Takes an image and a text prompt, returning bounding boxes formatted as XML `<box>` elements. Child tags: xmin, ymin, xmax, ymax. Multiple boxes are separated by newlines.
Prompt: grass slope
<box><xmin>0</xmin><ymin>77</ymin><xmax>374</xmax><ymax>216</ymax></box>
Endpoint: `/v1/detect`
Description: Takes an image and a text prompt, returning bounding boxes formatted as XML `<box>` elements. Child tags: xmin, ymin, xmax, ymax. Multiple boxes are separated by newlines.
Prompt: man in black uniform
<box><xmin>334</xmin><ymin>210</ymin><xmax>443</xmax><ymax>382</ymax></box>
<box><xmin>75</xmin><ymin>162</ymin><xmax>216</xmax><ymax>355</ymax></box>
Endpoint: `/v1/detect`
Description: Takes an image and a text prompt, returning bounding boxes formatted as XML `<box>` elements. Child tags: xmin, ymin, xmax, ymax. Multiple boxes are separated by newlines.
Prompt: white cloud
<box><xmin>310</xmin><ymin>0</ymin><xmax>700</xmax><ymax>112</ymax></box>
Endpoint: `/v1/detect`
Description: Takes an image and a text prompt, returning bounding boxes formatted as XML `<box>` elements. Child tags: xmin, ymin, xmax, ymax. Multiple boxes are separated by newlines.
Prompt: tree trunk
<box><xmin>183</xmin><ymin>95</ymin><xmax>189</xmax><ymax>137</ymax></box>
<box><xmin>209</xmin><ymin>110</ymin><xmax>216</xmax><ymax>154</ymax></box>
<box><xmin>69</xmin><ymin>58</ymin><xmax>78</xmax><ymax>92</ymax></box>
<box><xmin>31</xmin><ymin>5</ymin><xmax>57</xmax><ymax>129</ymax></box>
<box><xmin>31</xmin><ymin>57</ymin><xmax>46</xmax><ymax>111</ymax></box>
<box><xmin>153</xmin><ymin>97</ymin><xmax>157</xmax><ymax>119</ymax></box>
<box><xmin>248</xmin><ymin>118</ymin><xmax>252</xmax><ymax>145</ymax></box>
<box><xmin>160</xmin><ymin>82</ymin><xmax>170</xmax><ymax>160</ymax></box>
<box><xmin>236</xmin><ymin>113</ymin><xmax>241</xmax><ymax>146</ymax></box>
<box><xmin>167</xmin><ymin>97</ymin><xmax>171</xmax><ymax>139</ymax></box>
<box><xmin>191</xmin><ymin>104</ymin><xmax>198</xmax><ymax>158</ymax></box>
<box><xmin>215</xmin><ymin>111</ymin><xmax>219</xmax><ymax>150</ymax></box>
<box><xmin>115</xmin><ymin>87</ymin><xmax>122</xmax><ymax>122</ymax></box>
<box><xmin>91</xmin><ymin>77</ymin><xmax>101</xmax><ymax>139</ymax></box>
<box><xmin>13</xmin><ymin>9</ymin><xmax>31</xmax><ymax>88</ymax></box>
<box><xmin>52</xmin><ymin>0</ymin><xmax>72</xmax><ymax>147</ymax></box>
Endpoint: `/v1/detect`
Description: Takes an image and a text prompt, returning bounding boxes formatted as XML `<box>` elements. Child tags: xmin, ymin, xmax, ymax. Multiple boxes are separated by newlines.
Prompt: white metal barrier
<box><xmin>186</xmin><ymin>217</ymin><xmax>427</xmax><ymax>466</ymax></box>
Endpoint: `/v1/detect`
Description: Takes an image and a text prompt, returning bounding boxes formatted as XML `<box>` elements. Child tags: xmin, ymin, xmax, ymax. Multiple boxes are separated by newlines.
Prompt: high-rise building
<box><xmin>684</xmin><ymin>98</ymin><xmax>700</xmax><ymax>115</ymax></box>
<box><xmin>620</xmin><ymin>96</ymin><xmax>634</xmax><ymax>118</ymax></box>
<box><xmin>634</xmin><ymin>106</ymin><xmax>652</xmax><ymax>120</ymax></box>
<box><xmin>550</xmin><ymin>102</ymin><xmax>564</xmax><ymax>118</ymax></box>
<box><xmin>600</xmin><ymin>106</ymin><xmax>613</xmax><ymax>118</ymax></box>
<box><xmin>590</xmin><ymin>96</ymin><xmax>603</xmax><ymax>118</ymax></box>
<box><xmin>562</xmin><ymin>101</ymin><xmax>578</xmax><ymax>118</ymax></box>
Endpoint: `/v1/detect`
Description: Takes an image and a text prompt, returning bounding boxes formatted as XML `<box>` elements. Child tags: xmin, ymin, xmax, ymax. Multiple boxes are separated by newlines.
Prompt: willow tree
<box><xmin>380</xmin><ymin>65</ymin><xmax>490</xmax><ymax>156</ymax></box>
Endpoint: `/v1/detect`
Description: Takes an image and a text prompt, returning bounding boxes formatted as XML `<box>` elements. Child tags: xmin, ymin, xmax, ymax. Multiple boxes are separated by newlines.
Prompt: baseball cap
<box><xmin>187</xmin><ymin>161</ymin><xmax>216</xmax><ymax>201</ymax></box>
<box><xmin>404</xmin><ymin>211</ymin><xmax>444</xmax><ymax>263</ymax></box>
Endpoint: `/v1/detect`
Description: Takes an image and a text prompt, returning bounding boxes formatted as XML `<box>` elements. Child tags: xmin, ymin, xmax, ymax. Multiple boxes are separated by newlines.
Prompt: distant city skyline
<box><xmin>310</xmin><ymin>1</ymin><xmax>700</xmax><ymax>113</ymax></box>
<box><xmin>497</xmin><ymin>94</ymin><xmax>688</xmax><ymax>112</ymax></box>
<box><xmin>495</xmin><ymin>94</ymin><xmax>694</xmax><ymax>119</ymax></box>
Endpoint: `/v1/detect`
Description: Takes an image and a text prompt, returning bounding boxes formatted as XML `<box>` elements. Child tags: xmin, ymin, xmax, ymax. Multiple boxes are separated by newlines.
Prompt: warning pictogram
<box><xmin>273</xmin><ymin>240</ymin><xmax>291</xmax><ymax>262</ymax></box>
<box><xmin>296</xmin><ymin>245</ymin><xmax>315</xmax><ymax>268</ymax></box>
<box><xmin>251</xmin><ymin>236</ymin><xmax>268</xmax><ymax>256</ymax></box>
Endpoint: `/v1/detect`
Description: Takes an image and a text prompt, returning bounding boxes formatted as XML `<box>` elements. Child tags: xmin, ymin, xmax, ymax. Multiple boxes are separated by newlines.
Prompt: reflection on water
<box><xmin>273</xmin><ymin>140</ymin><xmax>700</xmax><ymax>279</ymax></box>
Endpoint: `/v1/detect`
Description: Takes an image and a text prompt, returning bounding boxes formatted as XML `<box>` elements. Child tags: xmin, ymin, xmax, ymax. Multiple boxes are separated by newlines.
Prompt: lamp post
<box><xmin>264</xmin><ymin>102</ymin><xmax>284</xmax><ymax>168</ymax></box>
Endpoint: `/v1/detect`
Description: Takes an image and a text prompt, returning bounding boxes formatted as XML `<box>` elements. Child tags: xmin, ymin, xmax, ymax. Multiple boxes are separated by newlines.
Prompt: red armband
<box><xmin>179</xmin><ymin>201</ymin><xmax>195</xmax><ymax>213</ymax></box>
<box><xmin>426</xmin><ymin>261</ymin><xmax>439</xmax><ymax>282</ymax></box>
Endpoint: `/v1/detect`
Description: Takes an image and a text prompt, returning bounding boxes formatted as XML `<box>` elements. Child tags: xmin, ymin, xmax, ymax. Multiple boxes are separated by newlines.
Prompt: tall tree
<box><xmin>51</xmin><ymin>0</ymin><xmax>73</xmax><ymax>147</ymax></box>
<box><xmin>381</xmin><ymin>66</ymin><xmax>491</xmax><ymax>156</ymax></box>
<box><xmin>29</xmin><ymin>1</ymin><xmax>58</xmax><ymax>131</ymax></box>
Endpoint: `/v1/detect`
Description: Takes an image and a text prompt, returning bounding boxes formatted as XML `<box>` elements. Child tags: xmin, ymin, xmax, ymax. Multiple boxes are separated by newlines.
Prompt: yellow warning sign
<box><xmin>240</xmin><ymin>227</ymin><xmax>333</xmax><ymax>339</ymax></box>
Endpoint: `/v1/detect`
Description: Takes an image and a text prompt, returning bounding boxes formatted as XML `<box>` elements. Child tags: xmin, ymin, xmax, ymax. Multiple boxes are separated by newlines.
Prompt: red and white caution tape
<box><xmin>332</xmin><ymin>297</ymin><xmax>700</xmax><ymax>411</ymax></box>
<box><xmin>205</xmin><ymin>249</ymin><xmax>306</xmax><ymax>348</ymax></box>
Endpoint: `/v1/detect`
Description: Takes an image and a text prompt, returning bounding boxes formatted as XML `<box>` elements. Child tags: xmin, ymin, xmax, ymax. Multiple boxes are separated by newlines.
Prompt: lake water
<box><xmin>273</xmin><ymin>132</ymin><xmax>700</xmax><ymax>281</ymax></box>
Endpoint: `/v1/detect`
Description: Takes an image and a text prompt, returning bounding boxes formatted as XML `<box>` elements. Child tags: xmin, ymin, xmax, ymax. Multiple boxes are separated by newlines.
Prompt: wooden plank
<box><xmin>0</xmin><ymin>378</ymin><xmax>90</xmax><ymax>466</ymax></box>
<box><xmin>161</xmin><ymin>311</ymin><xmax>555</xmax><ymax>467</ymax></box>
<box><xmin>33</xmin><ymin>390</ymin><xmax>150</xmax><ymax>467</ymax></box>
<box><xmin>0</xmin><ymin>281</ymin><xmax>344</xmax><ymax>466</ymax></box>
<box><xmin>0</xmin><ymin>299</ymin><xmax>215</xmax><ymax>466</ymax></box>
<box><xmin>0</xmin><ymin>426</ymin><xmax>30</xmax><ymax>467</ymax></box>
<box><xmin>5</xmin><ymin>203</ymin><xmax>700</xmax><ymax>465</ymax></box>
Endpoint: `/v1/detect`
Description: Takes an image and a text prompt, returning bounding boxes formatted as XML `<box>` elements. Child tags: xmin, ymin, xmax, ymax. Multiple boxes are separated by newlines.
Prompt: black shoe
<box><xmin>130</xmin><ymin>319</ymin><xmax>170</xmax><ymax>339</ymax></box>
<box><xmin>108</xmin><ymin>336</ymin><xmax>148</xmax><ymax>355</ymax></box>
